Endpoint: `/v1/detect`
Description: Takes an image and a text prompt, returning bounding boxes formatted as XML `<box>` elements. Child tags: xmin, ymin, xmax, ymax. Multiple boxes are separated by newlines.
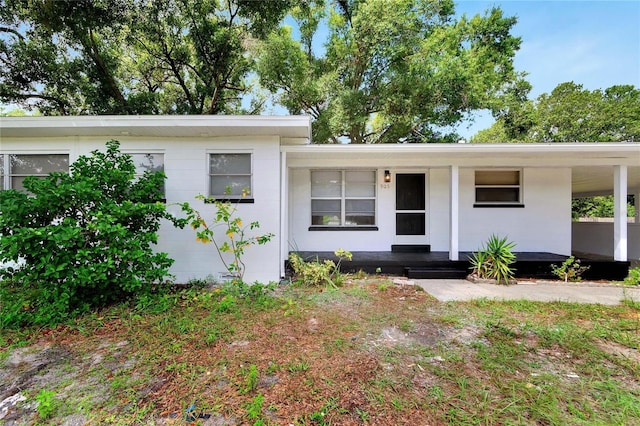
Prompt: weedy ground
<box><xmin>1</xmin><ymin>278</ymin><xmax>639</xmax><ymax>425</ymax></box>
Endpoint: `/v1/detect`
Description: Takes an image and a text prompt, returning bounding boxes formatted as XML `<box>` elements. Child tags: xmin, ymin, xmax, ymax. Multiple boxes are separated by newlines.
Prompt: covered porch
<box><xmin>571</xmin><ymin>164</ymin><xmax>640</xmax><ymax>264</ymax></box>
<box><xmin>280</xmin><ymin>142</ymin><xmax>640</xmax><ymax>280</ymax></box>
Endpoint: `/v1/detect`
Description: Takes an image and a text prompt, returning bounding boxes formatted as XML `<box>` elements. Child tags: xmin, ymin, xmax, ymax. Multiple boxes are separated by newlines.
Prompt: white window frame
<box><xmin>310</xmin><ymin>169</ymin><xmax>377</xmax><ymax>228</ymax></box>
<box><xmin>474</xmin><ymin>169</ymin><xmax>523</xmax><ymax>207</ymax></box>
<box><xmin>0</xmin><ymin>153</ymin><xmax>70</xmax><ymax>191</ymax></box>
<box><xmin>208</xmin><ymin>151</ymin><xmax>253</xmax><ymax>201</ymax></box>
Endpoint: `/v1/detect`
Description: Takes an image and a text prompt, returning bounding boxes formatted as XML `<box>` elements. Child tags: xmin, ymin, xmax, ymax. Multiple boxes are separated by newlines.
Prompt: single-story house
<box><xmin>1</xmin><ymin>115</ymin><xmax>639</xmax><ymax>282</ymax></box>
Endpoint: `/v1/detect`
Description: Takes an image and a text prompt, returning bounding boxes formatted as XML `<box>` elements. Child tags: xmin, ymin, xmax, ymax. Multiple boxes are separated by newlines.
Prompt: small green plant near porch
<box><xmin>288</xmin><ymin>249</ymin><xmax>352</xmax><ymax>288</ymax></box>
<box><xmin>179</xmin><ymin>194</ymin><xmax>274</xmax><ymax>281</ymax></box>
<box><xmin>624</xmin><ymin>267</ymin><xmax>640</xmax><ymax>285</ymax></box>
<box><xmin>551</xmin><ymin>256</ymin><xmax>590</xmax><ymax>282</ymax></box>
<box><xmin>470</xmin><ymin>235</ymin><xmax>516</xmax><ymax>284</ymax></box>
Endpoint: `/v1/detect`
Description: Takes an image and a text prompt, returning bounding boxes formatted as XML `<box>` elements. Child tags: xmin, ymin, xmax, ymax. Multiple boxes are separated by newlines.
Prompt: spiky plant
<box><xmin>470</xmin><ymin>235</ymin><xmax>516</xmax><ymax>284</ymax></box>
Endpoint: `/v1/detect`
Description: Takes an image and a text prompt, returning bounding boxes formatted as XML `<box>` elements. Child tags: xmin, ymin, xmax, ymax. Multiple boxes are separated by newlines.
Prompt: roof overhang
<box><xmin>0</xmin><ymin>115</ymin><xmax>312</xmax><ymax>141</ymax></box>
<box><xmin>282</xmin><ymin>142</ymin><xmax>640</xmax><ymax>196</ymax></box>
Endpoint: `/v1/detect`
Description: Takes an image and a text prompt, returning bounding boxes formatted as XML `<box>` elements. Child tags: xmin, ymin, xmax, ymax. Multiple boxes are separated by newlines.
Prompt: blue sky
<box><xmin>452</xmin><ymin>0</ymin><xmax>640</xmax><ymax>138</ymax></box>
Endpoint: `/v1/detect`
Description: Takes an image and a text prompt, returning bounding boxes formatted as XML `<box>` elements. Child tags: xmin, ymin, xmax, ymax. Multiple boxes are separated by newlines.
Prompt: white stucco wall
<box><xmin>289</xmin><ymin>166</ymin><xmax>572</xmax><ymax>255</ymax></box>
<box><xmin>1</xmin><ymin>136</ymin><xmax>283</xmax><ymax>284</ymax></box>
<box><xmin>572</xmin><ymin>222</ymin><xmax>640</xmax><ymax>261</ymax></box>
<box><xmin>458</xmin><ymin>168</ymin><xmax>572</xmax><ymax>254</ymax></box>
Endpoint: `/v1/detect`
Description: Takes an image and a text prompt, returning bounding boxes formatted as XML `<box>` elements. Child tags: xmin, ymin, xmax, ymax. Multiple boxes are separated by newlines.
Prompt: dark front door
<box><xmin>395</xmin><ymin>173</ymin><xmax>426</xmax><ymax>239</ymax></box>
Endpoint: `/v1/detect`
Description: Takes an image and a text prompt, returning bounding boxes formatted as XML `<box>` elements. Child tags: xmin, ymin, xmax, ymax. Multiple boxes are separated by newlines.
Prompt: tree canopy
<box><xmin>472</xmin><ymin>82</ymin><xmax>640</xmax><ymax>143</ymax></box>
<box><xmin>256</xmin><ymin>0</ymin><xmax>522</xmax><ymax>143</ymax></box>
<box><xmin>1</xmin><ymin>0</ymin><xmax>522</xmax><ymax>143</ymax></box>
<box><xmin>0</xmin><ymin>0</ymin><xmax>291</xmax><ymax>115</ymax></box>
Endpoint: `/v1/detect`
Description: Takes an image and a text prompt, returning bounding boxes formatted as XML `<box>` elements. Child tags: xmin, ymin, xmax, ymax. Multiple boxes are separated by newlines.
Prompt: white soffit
<box><xmin>572</xmin><ymin>166</ymin><xmax>640</xmax><ymax>197</ymax></box>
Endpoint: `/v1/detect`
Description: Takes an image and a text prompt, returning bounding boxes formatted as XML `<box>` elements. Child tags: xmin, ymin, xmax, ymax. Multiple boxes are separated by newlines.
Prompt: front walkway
<box><xmin>416</xmin><ymin>279</ymin><xmax>640</xmax><ymax>305</ymax></box>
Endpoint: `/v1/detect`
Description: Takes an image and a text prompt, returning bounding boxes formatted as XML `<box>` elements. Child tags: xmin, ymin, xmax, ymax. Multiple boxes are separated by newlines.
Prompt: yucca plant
<box><xmin>470</xmin><ymin>235</ymin><xmax>516</xmax><ymax>284</ymax></box>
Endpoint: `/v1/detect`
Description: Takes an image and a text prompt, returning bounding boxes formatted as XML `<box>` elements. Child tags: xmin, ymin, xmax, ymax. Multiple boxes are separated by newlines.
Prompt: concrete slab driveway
<box><xmin>416</xmin><ymin>279</ymin><xmax>640</xmax><ymax>305</ymax></box>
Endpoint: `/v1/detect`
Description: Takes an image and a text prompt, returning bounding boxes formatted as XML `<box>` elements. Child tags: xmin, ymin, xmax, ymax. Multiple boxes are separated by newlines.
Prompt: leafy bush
<box><xmin>288</xmin><ymin>249</ymin><xmax>352</xmax><ymax>288</ymax></box>
<box><xmin>623</xmin><ymin>267</ymin><xmax>640</xmax><ymax>286</ymax></box>
<box><xmin>179</xmin><ymin>195</ymin><xmax>274</xmax><ymax>281</ymax></box>
<box><xmin>470</xmin><ymin>235</ymin><xmax>516</xmax><ymax>285</ymax></box>
<box><xmin>551</xmin><ymin>256</ymin><xmax>590</xmax><ymax>282</ymax></box>
<box><xmin>0</xmin><ymin>140</ymin><xmax>182</xmax><ymax>328</ymax></box>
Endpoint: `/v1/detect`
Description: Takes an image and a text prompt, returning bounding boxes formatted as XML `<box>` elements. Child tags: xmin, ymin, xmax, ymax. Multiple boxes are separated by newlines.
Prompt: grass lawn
<box><xmin>1</xmin><ymin>278</ymin><xmax>639</xmax><ymax>425</ymax></box>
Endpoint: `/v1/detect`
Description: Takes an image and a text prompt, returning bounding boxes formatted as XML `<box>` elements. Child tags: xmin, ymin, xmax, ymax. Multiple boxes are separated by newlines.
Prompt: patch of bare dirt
<box><xmin>2</xmin><ymin>279</ymin><xmax>638</xmax><ymax>425</ymax></box>
<box><xmin>596</xmin><ymin>339</ymin><xmax>640</xmax><ymax>364</ymax></box>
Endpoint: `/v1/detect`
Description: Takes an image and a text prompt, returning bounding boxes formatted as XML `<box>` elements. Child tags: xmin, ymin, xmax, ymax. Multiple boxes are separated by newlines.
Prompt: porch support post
<box><xmin>280</xmin><ymin>151</ymin><xmax>289</xmax><ymax>278</ymax></box>
<box><xmin>613</xmin><ymin>165</ymin><xmax>628</xmax><ymax>261</ymax></box>
<box><xmin>449</xmin><ymin>165</ymin><xmax>459</xmax><ymax>261</ymax></box>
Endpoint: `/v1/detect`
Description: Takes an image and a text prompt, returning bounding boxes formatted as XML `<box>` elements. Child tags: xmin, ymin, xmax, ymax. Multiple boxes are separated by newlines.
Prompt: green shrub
<box><xmin>624</xmin><ymin>267</ymin><xmax>640</xmax><ymax>286</ymax></box>
<box><xmin>470</xmin><ymin>235</ymin><xmax>516</xmax><ymax>285</ymax></box>
<box><xmin>0</xmin><ymin>141</ymin><xmax>183</xmax><ymax>328</ymax></box>
<box><xmin>179</xmin><ymin>195</ymin><xmax>274</xmax><ymax>281</ymax></box>
<box><xmin>551</xmin><ymin>256</ymin><xmax>590</xmax><ymax>282</ymax></box>
<box><xmin>288</xmin><ymin>249</ymin><xmax>352</xmax><ymax>288</ymax></box>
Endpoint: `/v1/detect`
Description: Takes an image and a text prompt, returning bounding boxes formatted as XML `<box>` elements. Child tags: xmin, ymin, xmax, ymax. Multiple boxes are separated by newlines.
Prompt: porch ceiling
<box><xmin>572</xmin><ymin>165</ymin><xmax>640</xmax><ymax>197</ymax></box>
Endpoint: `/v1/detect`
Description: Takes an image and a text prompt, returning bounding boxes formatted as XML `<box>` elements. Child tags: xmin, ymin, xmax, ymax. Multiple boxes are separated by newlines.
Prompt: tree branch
<box><xmin>1</xmin><ymin>92</ymin><xmax>69</xmax><ymax>114</ymax></box>
<box><xmin>84</xmin><ymin>28</ymin><xmax>128</xmax><ymax>111</ymax></box>
<box><xmin>0</xmin><ymin>26</ymin><xmax>25</xmax><ymax>41</ymax></box>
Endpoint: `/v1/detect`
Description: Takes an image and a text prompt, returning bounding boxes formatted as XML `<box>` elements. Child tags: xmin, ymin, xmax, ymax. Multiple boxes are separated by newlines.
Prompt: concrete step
<box><xmin>391</xmin><ymin>244</ymin><xmax>431</xmax><ymax>253</ymax></box>
<box><xmin>405</xmin><ymin>267</ymin><xmax>469</xmax><ymax>279</ymax></box>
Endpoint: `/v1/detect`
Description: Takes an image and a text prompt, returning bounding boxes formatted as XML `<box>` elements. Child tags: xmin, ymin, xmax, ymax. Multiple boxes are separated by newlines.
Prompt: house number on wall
<box><xmin>380</xmin><ymin>183</ymin><xmax>391</xmax><ymax>189</ymax></box>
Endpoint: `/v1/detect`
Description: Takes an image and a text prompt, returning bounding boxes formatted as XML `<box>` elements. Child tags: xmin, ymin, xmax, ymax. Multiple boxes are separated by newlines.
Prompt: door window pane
<box><xmin>396</xmin><ymin>213</ymin><xmax>426</xmax><ymax>235</ymax></box>
<box><xmin>396</xmin><ymin>174</ymin><xmax>425</xmax><ymax>210</ymax></box>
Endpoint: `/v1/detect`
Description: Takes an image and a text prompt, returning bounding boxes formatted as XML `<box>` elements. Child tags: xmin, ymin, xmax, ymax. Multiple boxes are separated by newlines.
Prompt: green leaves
<box><xmin>256</xmin><ymin>0</ymin><xmax>521</xmax><ymax>143</ymax></box>
<box><xmin>475</xmin><ymin>82</ymin><xmax>640</xmax><ymax>143</ymax></box>
<box><xmin>470</xmin><ymin>235</ymin><xmax>516</xmax><ymax>285</ymax></box>
<box><xmin>0</xmin><ymin>0</ymin><xmax>293</xmax><ymax>114</ymax></box>
<box><xmin>179</xmin><ymin>196</ymin><xmax>274</xmax><ymax>281</ymax></box>
<box><xmin>0</xmin><ymin>141</ymin><xmax>179</xmax><ymax>328</ymax></box>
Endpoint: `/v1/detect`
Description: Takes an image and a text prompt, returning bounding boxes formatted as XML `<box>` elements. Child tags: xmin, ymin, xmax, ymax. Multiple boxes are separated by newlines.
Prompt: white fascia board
<box><xmin>0</xmin><ymin>115</ymin><xmax>312</xmax><ymax>140</ymax></box>
<box><xmin>281</xmin><ymin>141</ymin><xmax>640</xmax><ymax>154</ymax></box>
<box><xmin>281</xmin><ymin>142</ymin><xmax>640</xmax><ymax>166</ymax></box>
